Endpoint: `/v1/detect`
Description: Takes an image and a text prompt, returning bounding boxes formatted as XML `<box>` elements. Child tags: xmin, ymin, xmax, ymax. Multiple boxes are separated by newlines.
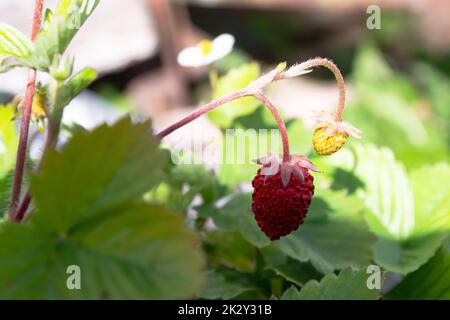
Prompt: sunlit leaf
<box><xmin>0</xmin><ymin>104</ymin><xmax>18</xmax><ymax>214</ymax></box>
<box><xmin>0</xmin><ymin>23</ymin><xmax>33</xmax><ymax>59</ymax></box>
<box><xmin>53</xmin><ymin>67</ymin><xmax>97</xmax><ymax>112</ymax></box>
<box><xmin>0</xmin><ymin>104</ymin><xmax>18</xmax><ymax>178</ymax></box>
<box><xmin>386</xmin><ymin>249</ymin><xmax>450</xmax><ymax>299</ymax></box>
<box><xmin>327</xmin><ymin>145</ymin><xmax>450</xmax><ymax>273</ymax></box>
<box><xmin>0</xmin><ymin>202</ymin><xmax>204</xmax><ymax>299</ymax></box>
<box><xmin>276</xmin><ymin>189</ymin><xmax>375</xmax><ymax>274</ymax></box>
<box><xmin>348</xmin><ymin>44</ymin><xmax>449</xmax><ymax>168</ymax></box>
<box><xmin>31</xmin><ymin>117</ymin><xmax>166</xmax><ymax>233</ymax></box>
<box><xmin>280</xmin><ymin>286</ymin><xmax>301</xmax><ymax>300</ymax></box>
<box><xmin>296</xmin><ymin>268</ymin><xmax>382</xmax><ymax>300</ymax></box>
<box><xmin>30</xmin><ymin>0</ymin><xmax>100</xmax><ymax>71</ymax></box>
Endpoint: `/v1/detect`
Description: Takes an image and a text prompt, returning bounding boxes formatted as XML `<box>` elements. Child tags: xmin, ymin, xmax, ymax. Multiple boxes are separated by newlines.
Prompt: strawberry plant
<box><xmin>0</xmin><ymin>0</ymin><xmax>448</xmax><ymax>300</ymax></box>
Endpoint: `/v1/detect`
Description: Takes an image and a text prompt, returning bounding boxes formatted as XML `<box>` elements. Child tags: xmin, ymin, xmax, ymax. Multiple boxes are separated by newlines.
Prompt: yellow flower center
<box><xmin>198</xmin><ymin>39</ymin><xmax>213</xmax><ymax>56</ymax></box>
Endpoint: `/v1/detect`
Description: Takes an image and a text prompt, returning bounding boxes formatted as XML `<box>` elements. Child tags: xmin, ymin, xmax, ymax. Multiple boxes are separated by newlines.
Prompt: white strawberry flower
<box><xmin>177</xmin><ymin>33</ymin><xmax>235</xmax><ymax>67</ymax></box>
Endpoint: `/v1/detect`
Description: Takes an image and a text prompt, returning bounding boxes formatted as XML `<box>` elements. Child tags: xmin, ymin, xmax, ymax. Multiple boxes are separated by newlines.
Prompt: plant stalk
<box><xmin>277</xmin><ymin>58</ymin><xmax>346</xmax><ymax>122</ymax></box>
<box><xmin>253</xmin><ymin>92</ymin><xmax>290</xmax><ymax>162</ymax></box>
<box><xmin>14</xmin><ymin>79</ymin><xmax>62</xmax><ymax>222</ymax></box>
<box><xmin>155</xmin><ymin>90</ymin><xmax>250</xmax><ymax>139</ymax></box>
<box><xmin>9</xmin><ymin>0</ymin><xmax>44</xmax><ymax>220</ymax></box>
<box><xmin>155</xmin><ymin>88</ymin><xmax>291</xmax><ymax>163</ymax></box>
<box><xmin>14</xmin><ymin>115</ymin><xmax>60</xmax><ymax>222</ymax></box>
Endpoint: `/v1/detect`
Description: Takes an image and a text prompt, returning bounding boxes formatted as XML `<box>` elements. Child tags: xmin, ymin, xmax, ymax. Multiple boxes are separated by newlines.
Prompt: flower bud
<box><xmin>50</xmin><ymin>55</ymin><xmax>74</xmax><ymax>81</ymax></box>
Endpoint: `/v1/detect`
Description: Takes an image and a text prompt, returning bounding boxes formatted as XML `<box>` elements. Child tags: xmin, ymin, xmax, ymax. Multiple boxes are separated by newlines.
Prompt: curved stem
<box><xmin>14</xmin><ymin>78</ymin><xmax>62</xmax><ymax>222</ymax></box>
<box><xmin>253</xmin><ymin>92</ymin><xmax>290</xmax><ymax>162</ymax></box>
<box><xmin>9</xmin><ymin>0</ymin><xmax>44</xmax><ymax>220</ymax></box>
<box><xmin>155</xmin><ymin>89</ymin><xmax>250</xmax><ymax>139</ymax></box>
<box><xmin>279</xmin><ymin>58</ymin><xmax>346</xmax><ymax>122</ymax></box>
<box><xmin>13</xmin><ymin>116</ymin><xmax>60</xmax><ymax>222</ymax></box>
<box><xmin>155</xmin><ymin>89</ymin><xmax>291</xmax><ymax>163</ymax></box>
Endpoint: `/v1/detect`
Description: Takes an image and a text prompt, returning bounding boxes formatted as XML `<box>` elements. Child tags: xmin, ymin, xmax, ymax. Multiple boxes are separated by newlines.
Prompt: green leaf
<box><xmin>30</xmin><ymin>0</ymin><xmax>100</xmax><ymax>71</ymax></box>
<box><xmin>0</xmin><ymin>104</ymin><xmax>18</xmax><ymax>178</ymax></box>
<box><xmin>31</xmin><ymin>117</ymin><xmax>167</xmax><ymax>233</ymax></box>
<box><xmin>198</xmin><ymin>268</ymin><xmax>259</xmax><ymax>300</ymax></box>
<box><xmin>265</xmin><ymin>257</ymin><xmax>320</xmax><ymax>287</ymax></box>
<box><xmin>386</xmin><ymin>249</ymin><xmax>450</xmax><ymax>299</ymax></box>
<box><xmin>54</xmin><ymin>67</ymin><xmax>97</xmax><ymax>111</ymax></box>
<box><xmin>162</xmin><ymin>164</ymin><xmax>226</xmax><ymax>212</ymax></box>
<box><xmin>0</xmin><ymin>23</ymin><xmax>33</xmax><ymax>59</ymax></box>
<box><xmin>327</xmin><ymin>145</ymin><xmax>450</xmax><ymax>273</ymax></box>
<box><xmin>204</xmin><ymin>231</ymin><xmax>257</xmax><ymax>273</ymax></box>
<box><xmin>0</xmin><ymin>172</ymin><xmax>12</xmax><ymax>216</ymax></box>
<box><xmin>297</xmin><ymin>268</ymin><xmax>382</xmax><ymax>300</ymax></box>
<box><xmin>444</xmin><ymin>236</ymin><xmax>450</xmax><ymax>253</ymax></box>
<box><xmin>208</xmin><ymin>63</ymin><xmax>261</xmax><ymax>128</ymax></box>
<box><xmin>276</xmin><ymin>189</ymin><xmax>376</xmax><ymax>274</ymax></box>
<box><xmin>415</xmin><ymin>63</ymin><xmax>450</xmax><ymax>124</ymax></box>
<box><xmin>348</xmin><ymin>44</ymin><xmax>449</xmax><ymax>168</ymax></box>
<box><xmin>198</xmin><ymin>193</ymin><xmax>270</xmax><ymax>248</ymax></box>
<box><xmin>0</xmin><ymin>202</ymin><xmax>204</xmax><ymax>299</ymax></box>
<box><xmin>0</xmin><ymin>116</ymin><xmax>203</xmax><ymax>299</ymax></box>
<box><xmin>353</xmin><ymin>145</ymin><xmax>415</xmax><ymax>240</ymax></box>
<box><xmin>0</xmin><ymin>62</ymin><xmax>25</xmax><ymax>73</ymax></box>
<box><xmin>280</xmin><ymin>286</ymin><xmax>301</xmax><ymax>300</ymax></box>
<box><xmin>0</xmin><ymin>104</ymin><xmax>18</xmax><ymax>214</ymax></box>
<box><xmin>280</xmin><ymin>268</ymin><xmax>383</xmax><ymax>300</ymax></box>
<box><xmin>411</xmin><ymin>163</ymin><xmax>450</xmax><ymax>236</ymax></box>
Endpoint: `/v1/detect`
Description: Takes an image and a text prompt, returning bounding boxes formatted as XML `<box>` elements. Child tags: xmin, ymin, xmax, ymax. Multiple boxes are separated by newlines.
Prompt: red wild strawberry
<box><xmin>251</xmin><ymin>154</ymin><xmax>317</xmax><ymax>240</ymax></box>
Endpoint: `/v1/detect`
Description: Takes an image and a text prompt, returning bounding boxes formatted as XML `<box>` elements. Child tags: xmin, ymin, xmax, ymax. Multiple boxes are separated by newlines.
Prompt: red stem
<box><xmin>155</xmin><ymin>88</ymin><xmax>291</xmax><ymax>163</ymax></box>
<box><xmin>277</xmin><ymin>58</ymin><xmax>346</xmax><ymax>122</ymax></box>
<box><xmin>253</xmin><ymin>92</ymin><xmax>290</xmax><ymax>162</ymax></box>
<box><xmin>9</xmin><ymin>0</ymin><xmax>44</xmax><ymax>221</ymax></box>
<box><xmin>155</xmin><ymin>90</ymin><xmax>249</xmax><ymax>139</ymax></box>
<box><xmin>14</xmin><ymin>117</ymin><xmax>59</xmax><ymax>222</ymax></box>
<box><xmin>15</xmin><ymin>193</ymin><xmax>31</xmax><ymax>222</ymax></box>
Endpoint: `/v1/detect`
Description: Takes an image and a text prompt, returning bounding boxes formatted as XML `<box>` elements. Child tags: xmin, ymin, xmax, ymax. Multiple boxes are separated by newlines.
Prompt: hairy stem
<box><xmin>279</xmin><ymin>58</ymin><xmax>346</xmax><ymax>122</ymax></box>
<box><xmin>14</xmin><ymin>80</ymin><xmax>62</xmax><ymax>222</ymax></box>
<box><xmin>155</xmin><ymin>89</ymin><xmax>250</xmax><ymax>139</ymax></box>
<box><xmin>155</xmin><ymin>88</ymin><xmax>291</xmax><ymax>163</ymax></box>
<box><xmin>9</xmin><ymin>0</ymin><xmax>44</xmax><ymax>220</ymax></box>
<box><xmin>14</xmin><ymin>115</ymin><xmax>60</xmax><ymax>222</ymax></box>
<box><xmin>253</xmin><ymin>92</ymin><xmax>290</xmax><ymax>162</ymax></box>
